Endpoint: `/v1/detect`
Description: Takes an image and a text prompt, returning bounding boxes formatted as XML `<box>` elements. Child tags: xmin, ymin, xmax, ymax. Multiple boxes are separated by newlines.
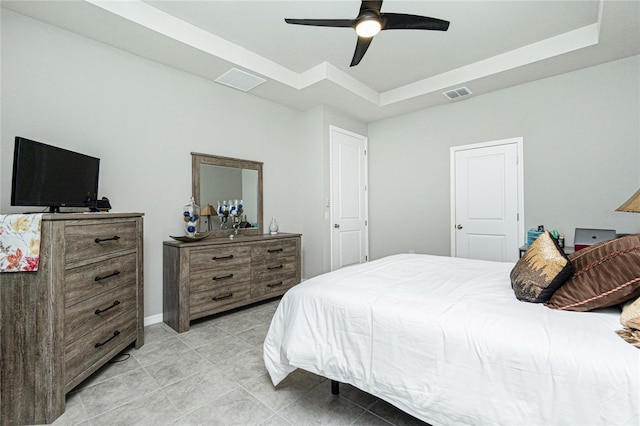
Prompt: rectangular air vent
<box><xmin>443</xmin><ymin>86</ymin><xmax>472</xmax><ymax>100</ymax></box>
<box><xmin>215</xmin><ymin>68</ymin><xmax>266</xmax><ymax>92</ymax></box>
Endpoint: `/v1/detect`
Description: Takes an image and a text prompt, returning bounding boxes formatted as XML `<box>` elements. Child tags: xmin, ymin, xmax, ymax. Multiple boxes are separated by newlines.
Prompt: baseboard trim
<box><xmin>144</xmin><ymin>313</ymin><xmax>163</xmax><ymax>326</ymax></box>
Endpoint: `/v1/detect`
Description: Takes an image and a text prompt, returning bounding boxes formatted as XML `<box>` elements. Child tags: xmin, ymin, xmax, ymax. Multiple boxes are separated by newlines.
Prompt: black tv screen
<box><xmin>11</xmin><ymin>137</ymin><xmax>100</xmax><ymax>212</ymax></box>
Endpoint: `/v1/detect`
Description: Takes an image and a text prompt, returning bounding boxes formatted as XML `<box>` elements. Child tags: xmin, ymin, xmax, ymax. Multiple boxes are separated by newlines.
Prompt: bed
<box><xmin>263</xmin><ymin>253</ymin><xmax>640</xmax><ymax>425</ymax></box>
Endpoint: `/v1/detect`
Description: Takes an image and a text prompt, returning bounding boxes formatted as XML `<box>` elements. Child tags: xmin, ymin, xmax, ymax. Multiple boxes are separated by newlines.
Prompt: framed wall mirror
<box><xmin>192</xmin><ymin>152</ymin><xmax>263</xmax><ymax>236</ymax></box>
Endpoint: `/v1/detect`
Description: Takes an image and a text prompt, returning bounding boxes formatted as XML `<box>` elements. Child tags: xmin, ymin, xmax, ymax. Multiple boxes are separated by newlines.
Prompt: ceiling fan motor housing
<box><xmin>356</xmin><ymin>10</ymin><xmax>383</xmax><ymax>37</ymax></box>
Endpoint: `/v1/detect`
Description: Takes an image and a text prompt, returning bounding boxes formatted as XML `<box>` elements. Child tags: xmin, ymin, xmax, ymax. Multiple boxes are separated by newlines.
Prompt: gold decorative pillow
<box><xmin>510</xmin><ymin>231</ymin><xmax>573</xmax><ymax>303</ymax></box>
<box><xmin>618</xmin><ymin>297</ymin><xmax>640</xmax><ymax>348</ymax></box>
<box><xmin>616</xmin><ymin>327</ymin><xmax>640</xmax><ymax>349</ymax></box>
<box><xmin>621</xmin><ymin>296</ymin><xmax>640</xmax><ymax>330</ymax></box>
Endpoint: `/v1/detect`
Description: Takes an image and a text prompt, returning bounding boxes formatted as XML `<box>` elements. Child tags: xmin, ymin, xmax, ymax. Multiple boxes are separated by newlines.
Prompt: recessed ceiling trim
<box><xmin>381</xmin><ymin>23</ymin><xmax>600</xmax><ymax>106</ymax></box>
<box><xmin>87</xmin><ymin>0</ymin><xmax>299</xmax><ymax>88</ymax></box>
<box><xmin>324</xmin><ymin>63</ymin><xmax>380</xmax><ymax>105</ymax></box>
<box><xmin>86</xmin><ymin>0</ymin><xmax>602</xmax><ymax>109</ymax></box>
<box><xmin>295</xmin><ymin>63</ymin><xmax>378</xmax><ymax>105</ymax></box>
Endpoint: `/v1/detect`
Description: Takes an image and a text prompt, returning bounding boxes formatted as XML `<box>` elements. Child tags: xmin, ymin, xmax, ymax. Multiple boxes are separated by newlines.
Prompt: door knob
<box><xmin>334</xmin><ymin>224</ymin><xmax>340</xmax><ymax>229</ymax></box>
<box><xmin>456</xmin><ymin>224</ymin><xmax>463</xmax><ymax>230</ymax></box>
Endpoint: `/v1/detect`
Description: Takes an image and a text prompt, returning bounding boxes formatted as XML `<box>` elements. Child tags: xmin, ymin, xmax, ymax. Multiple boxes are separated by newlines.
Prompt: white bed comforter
<box><xmin>264</xmin><ymin>254</ymin><xmax>640</xmax><ymax>426</ymax></box>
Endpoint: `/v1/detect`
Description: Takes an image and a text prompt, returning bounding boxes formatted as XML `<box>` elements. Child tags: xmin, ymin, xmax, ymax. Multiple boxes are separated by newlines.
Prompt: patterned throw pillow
<box><xmin>510</xmin><ymin>231</ymin><xmax>573</xmax><ymax>303</ymax></box>
<box><xmin>616</xmin><ymin>328</ymin><xmax>640</xmax><ymax>349</ymax></box>
<box><xmin>617</xmin><ymin>296</ymin><xmax>640</xmax><ymax>349</ymax></box>
<box><xmin>545</xmin><ymin>234</ymin><xmax>640</xmax><ymax>312</ymax></box>
<box><xmin>621</xmin><ymin>296</ymin><xmax>640</xmax><ymax>329</ymax></box>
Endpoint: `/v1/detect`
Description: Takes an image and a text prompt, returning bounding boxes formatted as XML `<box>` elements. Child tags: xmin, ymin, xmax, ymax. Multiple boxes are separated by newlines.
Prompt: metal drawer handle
<box><xmin>95</xmin><ymin>270</ymin><xmax>121</xmax><ymax>282</ymax></box>
<box><xmin>212</xmin><ymin>292</ymin><xmax>233</xmax><ymax>301</ymax></box>
<box><xmin>267</xmin><ymin>248</ymin><xmax>283</xmax><ymax>253</ymax></box>
<box><xmin>95</xmin><ymin>235</ymin><xmax>121</xmax><ymax>244</ymax></box>
<box><xmin>212</xmin><ymin>273</ymin><xmax>233</xmax><ymax>281</ymax></box>
<box><xmin>268</xmin><ymin>264</ymin><xmax>284</xmax><ymax>270</ymax></box>
<box><xmin>95</xmin><ymin>330</ymin><xmax>120</xmax><ymax>348</ymax></box>
<box><xmin>212</xmin><ymin>255</ymin><xmax>234</xmax><ymax>260</ymax></box>
<box><xmin>267</xmin><ymin>281</ymin><xmax>283</xmax><ymax>288</ymax></box>
<box><xmin>95</xmin><ymin>300</ymin><xmax>121</xmax><ymax>315</ymax></box>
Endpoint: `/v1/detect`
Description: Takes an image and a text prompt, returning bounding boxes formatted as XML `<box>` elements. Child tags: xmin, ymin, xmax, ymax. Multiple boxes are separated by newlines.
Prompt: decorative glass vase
<box><xmin>183</xmin><ymin>197</ymin><xmax>200</xmax><ymax>237</ymax></box>
<box><xmin>269</xmin><ymin>217</ymin><xmax>279</xmax><ymax>235</ymax></box>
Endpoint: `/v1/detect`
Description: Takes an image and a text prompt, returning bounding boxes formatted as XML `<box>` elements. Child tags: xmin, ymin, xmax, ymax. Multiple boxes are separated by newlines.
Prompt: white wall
<box><xmin>0</xmin><ymin>9</ymin><xmax>364</xmax><ymax>319</ymax></box>
<box><xmin>368</xmin><ymin>55</ymin><xmax>640</xmax><ymax>260</ymax></box>
<box><xmin>299</xmin><ymin>106</ymin><xmax>368</xmax><ymax>277</ymax></box>
<box><xmin>4</xmin><ymin>8</ymin><xmax>637</xmax><ymax>319</ymax></box>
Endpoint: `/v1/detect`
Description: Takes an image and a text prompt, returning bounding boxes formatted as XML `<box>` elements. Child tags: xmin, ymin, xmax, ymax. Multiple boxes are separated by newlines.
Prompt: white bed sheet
<box><xmin>264</xmin><ymin>254</ymin><xmax>640</xmax><ymax>426</ymax></box>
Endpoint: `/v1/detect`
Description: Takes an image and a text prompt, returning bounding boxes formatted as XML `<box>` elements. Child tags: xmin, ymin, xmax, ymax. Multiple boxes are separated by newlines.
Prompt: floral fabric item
<box><xmin>0</xmin><ymin>214</ymin><xmax>43</xmax><ymax>272</ymax></box>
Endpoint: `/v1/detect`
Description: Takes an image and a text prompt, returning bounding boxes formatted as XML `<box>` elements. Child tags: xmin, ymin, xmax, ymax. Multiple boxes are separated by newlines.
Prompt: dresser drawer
<box><xmin>189</xmin><ymin>246</ymin><xmax>250</xmax><ymax>273</ymax></box>
<box><xmin>190</xmin><ymin>267</ymin><xmax>250</xmax><ymax>293</ymax></box>
<box><xmin>65</xmin><ymin>221</ymin><xmax>137</xmax><ymax>264</ymax></box>
<box><xmin>65</xmin><ymin>253</ymin><xmax>137</xmax><ymax>308</ymax></box>
<box><xmin>252</xmin><ymin>256</ymin><xmax>298</xmax><ymax>280</ymax></box>
<box><xmin>251</xmin><ymin>239</ymin><xmax>298</xmax><ymax>261</ymax></box>
<box><xmin>190</xmin><ymin>282</ymin><xmax>250</xmax><ymax>317</ymax></box>
<box><xmin>65</xmin><ymin>284</ymin><xmax>137</xmax><ymax>345</ymax></box>
<box><xmin>65</xmin><ymin>308</ymin><xmax>137</xmax><ymax>386</ymax></box>
<box><xmin>251</xmin><ymin>274</ymin><xmax>298</xmax><ymax>299</ymax></box>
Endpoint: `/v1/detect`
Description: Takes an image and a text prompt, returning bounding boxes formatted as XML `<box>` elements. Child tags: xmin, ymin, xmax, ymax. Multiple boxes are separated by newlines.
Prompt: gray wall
<box><xmin>368</xmin><ymin>55</ymin><xmax>640</xmax><ymax>260</ymax></box>
<box><xmin>0</xmin><ymin>9</ymin><xmax>366</xmax><ymax>319</ymax></box>
<box><xmin>3</xmin><ymin>7</ymin><xmax>639</xmax><ymax>320</ymax></box>
<box><xmin>299</xmin><ymin>106</ymin><xmax>369</xmax><ymax>278</ymax></box>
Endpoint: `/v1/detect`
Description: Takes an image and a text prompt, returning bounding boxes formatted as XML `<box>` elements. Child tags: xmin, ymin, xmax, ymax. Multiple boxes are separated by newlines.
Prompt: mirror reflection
<box><xmin>192</xmin><ymin>152</ymin><xmax>263</xmax><ymax>236</ymax></box>
<box><xmin>200</xmin><ymin>165</ymin><xmax>258</xmax><ymax>229</ymax></box>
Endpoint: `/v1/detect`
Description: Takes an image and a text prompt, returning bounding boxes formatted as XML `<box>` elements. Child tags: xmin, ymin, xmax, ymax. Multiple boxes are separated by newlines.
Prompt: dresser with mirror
<box><xmin>162</xmin><ymin>153</ymin><xmax>301</xmax><ymax>332</ymax></box>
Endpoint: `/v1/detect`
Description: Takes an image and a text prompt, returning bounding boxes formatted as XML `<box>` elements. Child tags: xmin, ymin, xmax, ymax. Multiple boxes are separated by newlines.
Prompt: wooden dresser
<box><xmin>0</xmin><ymin>213</ymin><xmax>144</xmax><ymax>426</ymax></box>
<box><xmin>163</xmin><ymin>233</ymin><xmax>301</xmax><ymax>333</ymax></box>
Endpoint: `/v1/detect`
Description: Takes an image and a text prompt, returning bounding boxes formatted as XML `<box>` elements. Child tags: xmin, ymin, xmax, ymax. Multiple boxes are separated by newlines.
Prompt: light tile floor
<box><xmin>53</xmin><ymin>299</ymin><xmax>429</xmax><ymax>426</ymax></box>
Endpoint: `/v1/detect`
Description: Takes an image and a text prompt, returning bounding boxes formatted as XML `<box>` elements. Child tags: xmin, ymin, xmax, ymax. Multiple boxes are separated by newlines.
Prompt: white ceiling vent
<box><xmin>215</xmin><ymin>68</ymin><xmax>266</xmax><ymax>92</ymax></box>
<box><xmin>443</xmin><ymin>86</ymin><xmax>472</xmax><ymax>100</ymax></box>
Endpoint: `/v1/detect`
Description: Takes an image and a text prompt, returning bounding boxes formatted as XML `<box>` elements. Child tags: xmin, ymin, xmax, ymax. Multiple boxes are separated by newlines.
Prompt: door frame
<box><xmin>329</xmin><ymin>125</ymin><xmax>369</xmax><ymax>271</ymax></box>
<box><xmin>449</xmin><ymin>137</ymin><xmax>525</xmax><ymax>257</ymax></box>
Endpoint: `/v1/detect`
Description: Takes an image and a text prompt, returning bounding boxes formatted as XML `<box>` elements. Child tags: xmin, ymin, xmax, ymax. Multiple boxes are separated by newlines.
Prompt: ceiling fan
<box><xmin>284</xmin><ymin>0</ymin><xmax>450</xmax><ymax>67</ymax></box>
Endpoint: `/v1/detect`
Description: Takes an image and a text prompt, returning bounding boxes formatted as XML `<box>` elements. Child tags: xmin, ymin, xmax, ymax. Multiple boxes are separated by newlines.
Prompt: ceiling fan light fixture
<box><xmin>355</xmin><ymin>17</ymin><xmax>382</xmax><ymax>38</ymax></box>
<box><xmin>285</xmin><ymin>1</ymin><xmax>450</xmax><ymax>65</ymax></box>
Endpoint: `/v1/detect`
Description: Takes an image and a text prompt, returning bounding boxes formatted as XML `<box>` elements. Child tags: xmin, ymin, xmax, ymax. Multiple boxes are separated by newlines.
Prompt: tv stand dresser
<box><xmin>163</xmin><ymin>233</ymin><xmax>301</xmax><ymax>333</ymax></box>
<box><xmin>0</xmin><ymin>212</ymin><xmax>144</xmax><ymax>425</ymax></box>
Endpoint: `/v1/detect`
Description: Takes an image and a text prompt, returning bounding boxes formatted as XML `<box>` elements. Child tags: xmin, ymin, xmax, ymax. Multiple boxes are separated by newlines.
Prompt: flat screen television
<box><xmin>11</xmin><ymin>136</ymin><xmax>100</xmax><ymax>213</ymax></box>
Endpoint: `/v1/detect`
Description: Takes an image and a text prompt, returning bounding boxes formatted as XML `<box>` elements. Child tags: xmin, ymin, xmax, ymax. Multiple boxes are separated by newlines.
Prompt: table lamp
<box><xmin>616</xmin><ymin>188</ymin><xmax>640</xmax><ymax>213</ymax></box>
<box><xmin>200</xmin><ymin>204</ymin><xmax>216</xmax><ymax>232</ymax></box>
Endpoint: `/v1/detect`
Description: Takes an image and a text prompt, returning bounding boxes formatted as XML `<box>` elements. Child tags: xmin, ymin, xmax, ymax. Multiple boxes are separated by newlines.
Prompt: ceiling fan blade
<box><xmin>381</xmin><ymin>13</ymin><xmax>450</xmax><ymax>31</ymax></box>
<box><xmin>360</xmin><ymin>1</ymin><xmax>383</xmax><ymax>14</ymax></box>
<box><xmin>285</xmin><ymin>18</ymin><xmax>354</xmax><ymax>28</ymax></box>
<box><xmin>350</xmin><ymin>36</ymin><xmax>374</xmax><ymax>67</ymax></box>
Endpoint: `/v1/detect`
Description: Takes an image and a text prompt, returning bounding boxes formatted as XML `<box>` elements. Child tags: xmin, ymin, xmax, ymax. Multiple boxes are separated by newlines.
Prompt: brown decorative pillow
<box><xmin>510</xmin><ymin>231</ymin><xmax>573</xmax><ymax>303</ymax></box>
<box><xmin>545</xmin><ymin>234</ymin><xmax>640</xmax><ymax>311</ymax></box>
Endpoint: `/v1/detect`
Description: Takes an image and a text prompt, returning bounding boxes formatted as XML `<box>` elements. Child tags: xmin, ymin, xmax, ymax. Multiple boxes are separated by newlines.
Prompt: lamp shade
<box><xmin>616</xmin><ymin>188</ymin><xmax>640</xmax><ymax>213</ymax></box>
<box><xmin>201</xmin><ymin>204</ymin><xmax>216</xmax><ymax>216</ymax></box>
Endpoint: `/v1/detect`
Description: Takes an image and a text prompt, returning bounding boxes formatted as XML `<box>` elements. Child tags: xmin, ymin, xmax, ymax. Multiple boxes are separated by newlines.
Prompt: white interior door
<box><xmin>450</xmin><ymin>138</ymin><xmax>524</xmax><ymax>262</ymax></box>
<box><xmin>330</xmin><ymin>126</ymin><xmax>368</xmax><ymax>270</ymax></box>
